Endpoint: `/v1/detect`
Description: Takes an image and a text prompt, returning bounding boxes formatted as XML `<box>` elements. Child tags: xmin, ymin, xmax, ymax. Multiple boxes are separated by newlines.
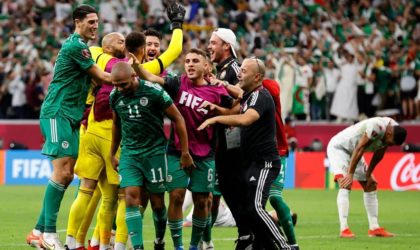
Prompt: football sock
<box><xmin>44</xmin><ymin>179</ymin><xmax>66</xmax><ymax>232</ymax></box>
<box><xmin>168</xmin><ymin>219</ymin><xmax>183</xmax><ymax>247</ymax></box>
<box><xmin>126</xmin><ymin>206</ymin><xmax>143</xmax><ymax>248</ymax></box>
<box><xmin>203</xmin><ymin>210</ymin><xmax>217</xmax><ymax>242</ymax></box>
<box><xmin>364</xmin><ymin>191</ymin><xmax>380</xmax><ymax>230</ymax></box>
<box><xmin>76</xmin><ymin>186</ymin><xmax>101</xmax><ymax>244</ymax></box>
<box><xmin>269</xmin><ymin>194</ymin><xmax>297</xmax><ymax>245</ymax></box>
<box><xmin>116</xmin><ymin>195</ymin><xmax>128</xmax><ymax>245</ymax></box>
<box><xmin>98</xmin><ymin>182</ymin><xmax>118</xmax><ymax>246</ymax></box>
<box><xmin>153</xmin><ymin>207</ymin><xmax>167</xmax><ymax>241</ymax></box>
<box><xmin>337</xmin><ymin>188</ymin><xmax>350</xmax><ymax>231</ymax></box>
<box><xmin>190</xmin><ymin>216</ymin><xmax>207</xmax><ymax>246</ymax></box>
<box><xmin>67</xmin><ymin>186</ymin><xmax>94</xmax><ymax>238</ymax></box>
<box><xmin>114</xmin><ymin>242</ymin><xmax>126</xmax><ymax>250</ymax></box>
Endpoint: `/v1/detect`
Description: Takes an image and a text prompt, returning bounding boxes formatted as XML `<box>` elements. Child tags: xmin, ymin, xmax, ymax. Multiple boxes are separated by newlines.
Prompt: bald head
<box><xmin>244</xmin><ymin>58</ymin><xmax>265</xmax><ymax>76</ymax></box>
<box><xmin>102</xmin><ymin>32</ymin><xmax>126</xmax><ymax>58</ymax></box>
<box><xmin>111</xmin><ymin>62</ymin><xmax>134</xmax><ymax>82</ymax></box>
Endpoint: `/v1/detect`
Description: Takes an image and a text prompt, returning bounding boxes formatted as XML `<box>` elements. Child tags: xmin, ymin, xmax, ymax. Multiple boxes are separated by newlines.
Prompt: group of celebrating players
<box><xmin>25</xmin><ymin>2</ymin><xmax>407</xmax><ymax>250</ymax></box>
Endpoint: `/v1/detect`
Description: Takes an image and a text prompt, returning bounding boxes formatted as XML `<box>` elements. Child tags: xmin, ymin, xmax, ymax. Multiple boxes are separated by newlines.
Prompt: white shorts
<box><xmin>327</xmin><ymin>138</ymin><xmax>367</xmax><ymax>181</ymax></box>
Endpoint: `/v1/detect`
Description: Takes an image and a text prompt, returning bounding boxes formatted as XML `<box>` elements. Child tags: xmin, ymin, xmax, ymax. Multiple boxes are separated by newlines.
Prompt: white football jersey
<box><xmin>331</xmin><ymin>117</ymin><xmax>398</xmax><ymax>152</ymax></box>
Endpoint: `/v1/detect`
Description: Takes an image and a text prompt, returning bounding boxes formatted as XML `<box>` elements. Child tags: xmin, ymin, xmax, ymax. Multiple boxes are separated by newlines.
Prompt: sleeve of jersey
<box><xmin>365</xmin><ymin>120</ymin><xmax>384</xmax><ymax>140</ymax></box>
<box><xmin>248</xmin><ymin>91</ymin><xmax>267</xmax><ymax>116</ymax></box>
<box><xmin>160</xmin><ymin>89</ymin><xmax>174</xmax><ymax>110</ymax></box>
<box><xmin>69</xmin><ymin>43</ymin><xmax>95</xmax><ymax>70</ymax></box>
<box><xmin>141</xmin><ymin>28</ymin><xmax>183</xmax><ymax>75</ymax></box>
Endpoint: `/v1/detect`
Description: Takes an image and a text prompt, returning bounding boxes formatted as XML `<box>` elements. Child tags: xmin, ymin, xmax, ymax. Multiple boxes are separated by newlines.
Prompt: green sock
<box><xmin>270</xmin><ymin>195</ymin><xmax>296</xmax><ymax>244</ymax></box>
<box><xmin>168</xmin><ymin>219</ymin><xmax>183</xmax><ymax>247</ymax></box>
<box><xmin>202</xmin><ymin>210</ymin><xmax>217</xmax><ymax>242</ymax></box>
<box><xmin>126</xmin><ymin>206</ymin><xmax>143</xmax><ymax>248</ymax></box>
<box><xmin>153</xmin><ymin>207</ymin><xmax>167</xmax><ymax>241</ymax></box>
<box><xmin>44</xmin><ymin>179</ymin><xmax>66</xmax><ymax>232</ymax></box>
<box><xmin>190</xmin><ymin>216</ymin><xmax>208</xmax><ymax>246</ymax></box>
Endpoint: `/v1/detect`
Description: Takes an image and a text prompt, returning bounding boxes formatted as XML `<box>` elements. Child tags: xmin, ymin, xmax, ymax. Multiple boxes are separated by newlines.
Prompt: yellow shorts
<box><xmin>75</xmin><ymin>132</ymin><xmax>120</xmax><ymax>185</ymax></box>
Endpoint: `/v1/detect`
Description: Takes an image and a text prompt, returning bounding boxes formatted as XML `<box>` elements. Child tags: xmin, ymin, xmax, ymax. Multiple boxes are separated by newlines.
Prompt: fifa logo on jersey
<box><xmin>179</xmin><ymin>91</ymin><xmax>208</xmax><ymax>114</ymax></box>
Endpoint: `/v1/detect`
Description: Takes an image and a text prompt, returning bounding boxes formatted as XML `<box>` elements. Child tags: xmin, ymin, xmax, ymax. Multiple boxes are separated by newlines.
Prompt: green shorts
<box><xmin>40</xmin><ymin>117</ymin><xmax>80</xmax><ymax>159</ymax></box>
<box><xmin>119</xmin><ymin>153</ymin><xmax>167</xmax><ymax>193</ymax></box>
<box><xmin>213</xmin><ymin>172</ymin><xmax>221</xmax><ymax>196</ymax></box>
<box><xmin>166</xmin><ymin>154</ymin><xmax>215</xmax><ymax>193</ymax></box>
<box><xmin>270</xmin><ymin>157</ymin><xmax>287</xmax><ymax>196</ymax></box>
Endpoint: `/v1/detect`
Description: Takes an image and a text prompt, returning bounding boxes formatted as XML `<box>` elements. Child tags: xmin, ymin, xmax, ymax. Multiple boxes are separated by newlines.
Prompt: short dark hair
<box><xmin>72</xmin><ymin>5</ymin><xmax>97</xmax><ymax>21</ymax></box>
<box><xmin>125</xmin><ymin>32</ymin><xmax>146</xmax><ymax>53</ymax></box>
<box><xmin>144</xmin><ymin>29</ymin><xmax>162</xmax><ymax>40</ymax></box>
<box><xmin>187</xmin><ymin>48</ymin><xmax>207</xmax><ymax>59</ymax></box>
<box><xmin>393</xmin><ymin>126</ymin><xmax>407</xmax><ymax>145</ymax></box>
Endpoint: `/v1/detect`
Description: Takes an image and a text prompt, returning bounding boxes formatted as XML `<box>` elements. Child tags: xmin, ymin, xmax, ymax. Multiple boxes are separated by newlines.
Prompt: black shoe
<box><xmin>154</xmin><ymin>241</ymin><xmax>165</xmax><ymax>250</ymax></box>
<box><xmin>234</xmin><ymin>235</ymin><xmax>253</xmax><ymax>250</ymax></box>
<box><xmin>290</xmin><ymin>245</ymin><xmax>299</xmax><ymax>250</ymax></box>
<box><xmin>291</xmin><ymin>213</ymin><xmax>298</xmax><ymax>226</ymax></box>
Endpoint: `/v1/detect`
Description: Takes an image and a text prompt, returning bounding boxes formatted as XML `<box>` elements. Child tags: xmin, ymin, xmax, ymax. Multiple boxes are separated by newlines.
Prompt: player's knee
<box><xmin>193</xmin><ymin>197</ymin><xmax>209</xmax><ymax>211</ymax></box>
<box><xmin>170</xmin><ymin>189</ymin><xmax>186</xmax><ymax>207</ymax></box>
<box><xmin>61</xmin><ymin>171</ymin><xmax>74</xmax><ymax>186</ymax></box>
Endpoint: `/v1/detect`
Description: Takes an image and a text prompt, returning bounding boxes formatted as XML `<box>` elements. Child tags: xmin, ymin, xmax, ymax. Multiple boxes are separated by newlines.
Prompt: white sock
<box><xmin>32</xmin><ymin>229</ymin><xmax>42</xmax><ymax>236</ymax></box>
<box><xmin>43</xmin><ymin>232</ymin><xmax>58</xmax><ymax>239</ymax></box>
<box><xmin>100</xmin><ymin>244</ymin><xmax>111</xmax><ymax>250</ymax></box>
<box><xmin>65</xmin><ymin>235</ymin><xmax>76</xmax><ymax>249</ymax></box>
<box><xmin>90</xmin><ymin>237</ymin><xmax>100</xmax><ymax>247</ymax></box>
<box><xmin>337</xmin><ymin>189</ymin><xmax>350</xmax><ymax>231</ymax></box>
<box><xmin>364</xmin><ymin>191</ymin><xmax>380</xmax><ymax>230</ymax></box>
<box><xmin>114</xmin><ymin>242</ymin><xmax>126</xmax><ymax>250</ymax></box>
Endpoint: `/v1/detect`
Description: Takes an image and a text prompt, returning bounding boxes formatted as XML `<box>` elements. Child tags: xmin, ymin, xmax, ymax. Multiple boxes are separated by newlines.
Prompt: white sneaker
<box><xmin>41</xmin><ymin>233</ymin><xmax>66</xmax><ymax>250</ymax></box>
<box><xmin>202</xmin><ymin>241</ymin><xmax>214</xmax><ymax>250</ymax></box>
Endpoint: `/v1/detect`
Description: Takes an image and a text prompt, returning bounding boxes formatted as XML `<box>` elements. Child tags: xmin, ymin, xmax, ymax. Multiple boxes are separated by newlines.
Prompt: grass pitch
<box><xmin>0</xmin><ymin>186</ymin><xmax>419</xmax><ymax>249</ymax></box>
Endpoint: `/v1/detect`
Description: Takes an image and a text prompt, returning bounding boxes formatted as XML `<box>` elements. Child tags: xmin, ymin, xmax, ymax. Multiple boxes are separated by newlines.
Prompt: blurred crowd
<box><xmin>0</xmin><ymin>0</ymin><xmax>419</xmax><ymax>121</ymax></box>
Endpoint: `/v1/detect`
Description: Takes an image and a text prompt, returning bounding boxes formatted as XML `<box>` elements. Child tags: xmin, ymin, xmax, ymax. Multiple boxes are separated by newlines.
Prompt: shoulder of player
<box><xmin>141</xmin><ymin>79</ymin><xmax>164</xmax><ymax>92</ymax></box>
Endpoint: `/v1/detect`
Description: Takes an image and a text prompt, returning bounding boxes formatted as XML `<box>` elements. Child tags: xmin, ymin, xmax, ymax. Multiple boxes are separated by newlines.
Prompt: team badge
<box><xmin>220</xmin><ymin>70</ymin><xmax>226</xmax><ymax>79</ymax></box>
<box><xmin>81</xmin><ymin>49</ymin><xmax>91</xmax><ymax>59</ymax></box>
<box><xmin>61</xmin><ymin>141</ymin><xmax>69</xmax><ymax>149</ymax></box>
<box><xmin>140</xmin><ymin>97</ymin><xmax>148</xmax><ymax>106</ymax></box>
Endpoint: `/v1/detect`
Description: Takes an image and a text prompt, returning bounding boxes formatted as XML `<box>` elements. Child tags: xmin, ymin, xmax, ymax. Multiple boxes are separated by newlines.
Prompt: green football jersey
<box><xmin>40</xmin><ymin>33</ymin><xmax>94</xmax><ymax>124</ymax></box>
<box><xmin>110</xmin><ymin>79</ymin><xmax>173</xmax><ymax>158</ymax></box>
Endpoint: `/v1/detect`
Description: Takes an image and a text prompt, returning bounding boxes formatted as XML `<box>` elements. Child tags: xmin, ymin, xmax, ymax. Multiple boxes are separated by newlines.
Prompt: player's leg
<box><xmin>96</xmin><ymin>172</ymin><xmax>119</xmax><ymax>249</ymax></box>
<box><xmin>327</xmin><ymin>143</ymin><xmax>354</xmax><ymax>238</ymax></box>
<box><xmin>114</xmin><ymin>190</ymin><xmax>129</xmax><ymax>250</ymax></box>
<box><xmin>188</xmin><ymin>159</ymin><xmax>214</xmax><ymax>249</ymax></box>
<box><xmin>269</xmin><ymin>157</ymin><xmax>298</xmax><ymax>247</ymax></box>
<box><xmin>216</xmin><ymin>149</ymin><xmax>253</xmax><ymax>250</ymax></box>
<box><xmin>32</xmin><ymin>117</ymin><xmax>78</xmax><ymax>250</ymax></box>
<box><xmin>75</xmin><ymin>186</ymin><xmax>101</xmax><ymax>248</ymax></box>
<box><xmin>66</xmin><ymin>132</ymin><xmax>104</xmax><ymax>248</ymax></box>
<box><xmin>119</xmin><ymin>156</ymin><xmax>145</xmax><ymax>250</ymax></box>
<box><xmin>144</xmin><ymin>154</ymin><xmax>168</xmax><ymax>249</ymax></box>
<box><xmin>359</xmin><ymin>172</ymin><xmax>394</xmax><ymax>237</ymax></box>
<box><xmin>243</xmin><ymin>160</ymin><xmax>289</xmax><ymax>249</ymax></box>
<box><xmin>167</xmin><ymin>154</ymin><xmax>189</xmax><ymax>249</ymax></box>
